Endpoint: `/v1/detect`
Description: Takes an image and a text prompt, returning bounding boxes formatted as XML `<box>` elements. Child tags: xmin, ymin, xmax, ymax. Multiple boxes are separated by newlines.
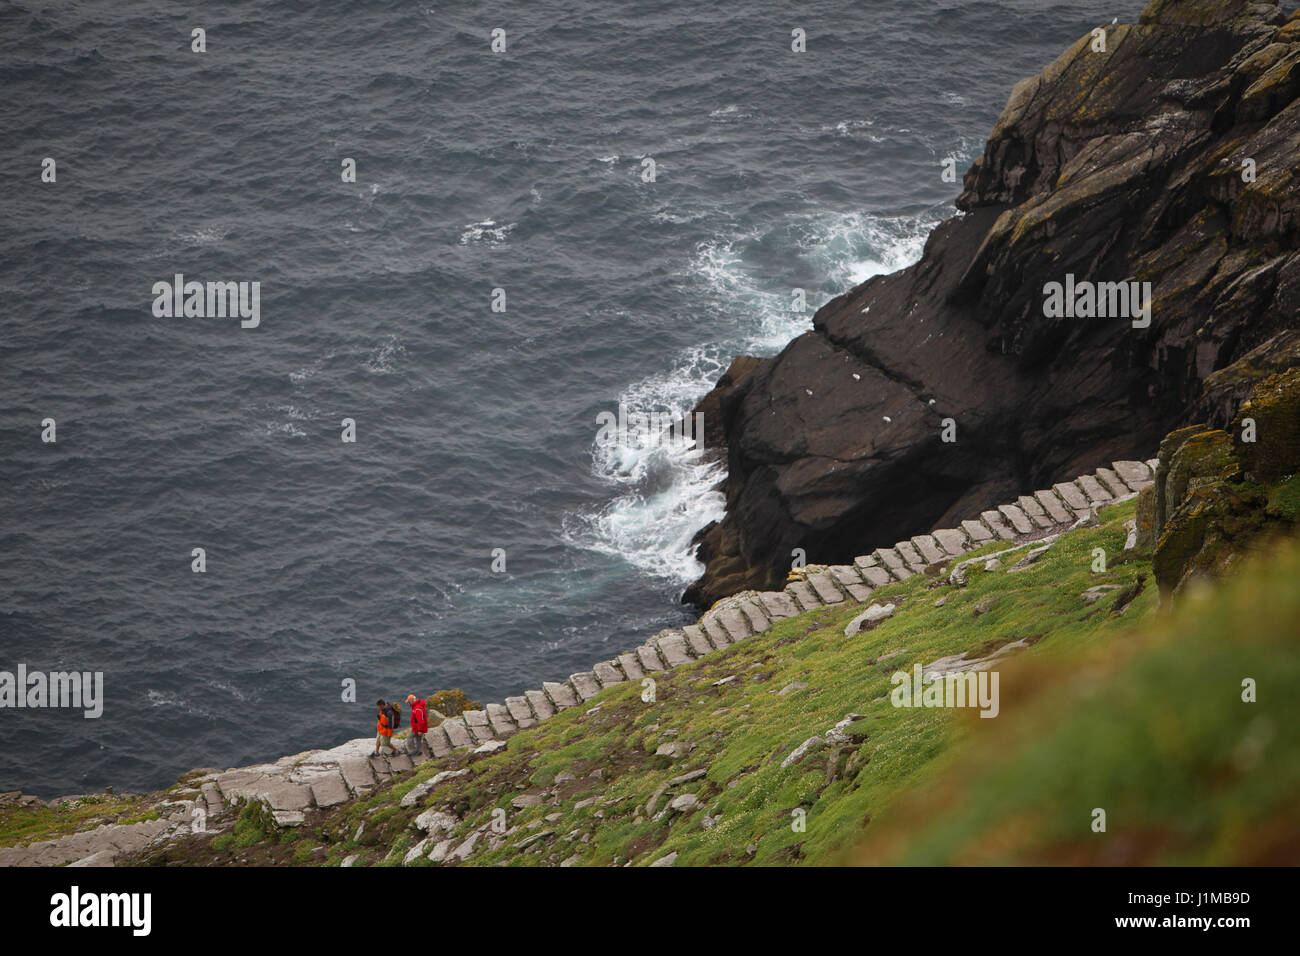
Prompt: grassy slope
<box><xmin>310</xmin><ymin>499</ymin><xmax>1163</xmax><ymax>867</ymax></box>
<box><xmin>14</xmin><ymin>493</ymin><xmax>1294</xmax><ymax>866</ymax></box>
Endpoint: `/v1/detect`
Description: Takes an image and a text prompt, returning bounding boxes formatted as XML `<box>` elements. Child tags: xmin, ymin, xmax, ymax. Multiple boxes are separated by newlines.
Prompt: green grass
<box><xmin>354</xmin><ymin>498</ymin><xmax>1166</xmax><ymax>867</ymax></box>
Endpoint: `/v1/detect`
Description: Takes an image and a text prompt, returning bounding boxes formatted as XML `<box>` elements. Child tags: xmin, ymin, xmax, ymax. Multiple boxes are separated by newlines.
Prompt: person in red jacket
<box><xmin>374</xmin><ymin>699</ymin><xmax>399</xmax><ymax>756</ymax></box>
<box><xmin>406</xmin><ymin>694</ymin><xmax>429</xmax><ymax>756</ymax></box>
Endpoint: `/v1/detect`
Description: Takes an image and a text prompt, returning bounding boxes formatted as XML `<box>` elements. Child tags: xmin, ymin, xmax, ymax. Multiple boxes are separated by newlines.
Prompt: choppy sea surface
<box><xmin>0</xmin><ymin>0</ymin><xmax>1143</xmax><ymax>795</ymax></box>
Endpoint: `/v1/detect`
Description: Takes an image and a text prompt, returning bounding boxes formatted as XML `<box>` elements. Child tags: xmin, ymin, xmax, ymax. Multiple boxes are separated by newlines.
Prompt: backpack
<box><xmin>388</xmin><ymin>703</ymin><xmax>401</xmax><ymax>731</ymax></box>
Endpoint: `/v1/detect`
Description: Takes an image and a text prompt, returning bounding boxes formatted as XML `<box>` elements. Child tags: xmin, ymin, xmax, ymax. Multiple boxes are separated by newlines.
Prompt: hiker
<box><xmin>374</xmin><ymin>699</ymin><xmax>399</xmax><ymax>756</ymax></box>
<box><xmin>406</xmin><ymin>694</ymin><xmax>429</xmax><ymax>755</ymax></box>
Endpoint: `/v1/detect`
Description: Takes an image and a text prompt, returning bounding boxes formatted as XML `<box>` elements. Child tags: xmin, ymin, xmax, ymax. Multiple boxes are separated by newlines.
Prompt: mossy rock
<box><xmin>1163</xmin><ymin>429</ymin><xmax>1241</xmax><ymax>512</ymax></box>
<box><xmin>1134</xmin><ymin>484</ymin><xmax>1160</xmax><ymax>553</ymax></box>
<box><xmin>1234</xmin><ymin>368</ymin><xmax>1300</xmax><ymax>484</ymax></box>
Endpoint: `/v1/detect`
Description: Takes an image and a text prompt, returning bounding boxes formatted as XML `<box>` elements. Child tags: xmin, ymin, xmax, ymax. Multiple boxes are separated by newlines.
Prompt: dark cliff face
<box><xmin>685</xmin><ymin>0</ymin><xmax>1300</xmax><ymax>608</ymax></box>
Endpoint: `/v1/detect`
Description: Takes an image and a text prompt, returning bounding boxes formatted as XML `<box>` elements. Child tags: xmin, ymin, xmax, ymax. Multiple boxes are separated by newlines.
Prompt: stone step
<box><xmin>525</xmin><ymin>689</ymin><xmax>556</xmax><ymax>721</ymax></box>
<box><xmin>828</xmin><ymin>564</ymin><xmax>866</xmax><ymax>588</ymax></box>
<box><xmin>857</xmin><ymin>564</ymin><xmax>894</xmax><ymax>588</ymax></box>
<box><xmin>568</xmin><ymin>671</ymin><xmax>603</xmax><ymax>702</ymax></box>
<box><xmin>1095</xmin><ymin>467</ymin><xmax>1129</xmax><ymax>500</ymax></box>
<box><xmin>548</xmin><ymin>680</ymin><xmax>583</xmax><ymax>710</ymax></box>
<box><xmin>1017</xmin><ymin>495</ymin><xmax>1054</xmax><ymax>529</ymax></box>
<box><xmin>893</xmin><ymin>541</ymin><xmax>927</xmax><ymax>572</ymax></box>
<box><xmin>1034</xmin><ymin>489</ymin><xmax>1073</xmax><ymax>524</ymax></box>
<box><xmin>440</xmin><ymin>718</ymin><xmax>474</xmax><ymax>749</ymax></box>
<box><xmin>843</xmin><ymin>582</ymin><xmax>874</xmax><ymax>602</ymax></box>
<box><xmin>805</xmin><ymin>571</ymin><xmax>846</xmax><ymax>604</ymax></box>
<box><xmin>979</xmin><ymin>510</ymin><xmax>1016</xmax><ymax>540</ymax></box>
<box><xmin>504</xmin><ymin>696</ymin><xmax>536</xmax><ymax>725</ymax></box>
<box><xmin>593</xmin><ymin>660</ymin><xmax>626</xmax><ymax>688</ymax></box>
<box><xmin>998</xmin><ymin>503</ymin><xmax>1035</xmax><ymax>536</ymax></box>
<box><xmin>737</xmin><ymin>599</ymin><xmax>771</xmax><ymax>633</ymax></box>
<box><xmin>462</xmin><ymin>709</ymin><xmax>490</xmax><ymax>729</ymax></box>
<box><xmin>756</xmin><ymin>591</ymin><xmax>799</xmax><ymax>620</ymax></box>
<box><xmin>699</xmin><ymin>613</ymin><xmax>733</xmax><ymax>648</ymax></box>
<box><xmin>1076</xmin><ymin>473</ymin><xmax>1113</xmax><ymax>505</ymax></box>
<box><xmin>617</xmin><ymin>652</ymin><xmax>646</xmax><ymax>680</ymax></box>
<box><xmin>785</xmin><ymin>580</ymin><xmax>822</xmax><ymax>612</ymax></box>
<box><xmin>854</xmin><ymin>554</ymin><xmax>879</xmax><ymax>569</ymax></box>
<box><xmin>872</xmin><ymin>547</ymin><xmax>906</xmax><ymax>573</ymax></box>
<box><xmin>717</xmin><ymin>606</ymin><xmax>755</xmax><ymax>641</ymax></box>
<box><xmin>931</xmin><ymin>526</ymin><xmax>972</xmax><ymax>557</ymax></box>
<box><xmin>340</xmin><ymin>756</ymin><xmax>378</xmax><ymax>793</ymax></box>
<box><xmin>635</xmin><ymin>644</ymin><xmax>666</xmax><ymax>673</ymax></box>
<box><xmin>1053</xmin><ymin>481</ymin><xmax>1089</xmax><ymax>512</ymax></box>
<box><xmin>682</xmin><ymin>625</ymin><xmax>713</xmax><ymax>656</ymax></box>
<box><xmin>1112</xmin><ymin>459</ymin><xmax>1153</xmax><ymax>491</ymax></box>
<box><xmin>485</xmin><ymin>703</ymin><xmax>518</xmax><ymax>737</ymax></box>
<box><xmin>960</xmin><ymin>518</ymin><xmax>994</xmax><ymax>543</ymax></box>
<box><xmin>465</xmin><ymin>722</ymin><xmax>496</xmax><ymax>744</ymax></box>
<box><xmin>651</xmin><ymin>632</ymin><xmax>694</xmax><ymax>667</ymax></box>
<box><xmin>910</xmin><ymin>534</ymin><xmax>946</xmax><ymax>564</ymax></box>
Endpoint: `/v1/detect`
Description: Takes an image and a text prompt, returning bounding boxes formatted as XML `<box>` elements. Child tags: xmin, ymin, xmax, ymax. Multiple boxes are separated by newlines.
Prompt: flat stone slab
<box><xmin>699</xmin><ymin>613</ymin><xmax>732</xmax><ymax>647</ymax></box>
<box><xmin>894</xmin><ymin>541</ymin><xmax>926</xmax><ymax>570</ymax></box>
<box><xmin>682</xmin><ymin>625</ymin><xmax>713</xmax><ymax>656</ymax></box>
<box><xmin>858</xmin><ymin>565</ymin><xmax>893</xmax><ymax>588</ymax></box>
<box><xmin>828</xmin><ymin>565</ymin><xmax>866</xmax><ymax>588</ymax></box>
<box><xmin>617</xmin><ymin>652</ymin><xmax>646</xmax><ymax>680</ymax></box>
<box><xmin>525</xmin><ymin>689</ymin><xmax>556</xmax><ymax>720</ymax></box>
<box><xmin>486</xmin><ymin>703</ymin><xmax>518</xmax><ymax>736</ymax></box>
<box><xmin>1017</xmin><ymin>495</ymin><xmax>1053</xmax><ymax>528</ymax></box>
<box><xmin>505</xmin><ymin>696</ymin><xmax>535</xmax><ymax>723</ymax></box>
<box><xmin>980</xmin><ymin>510</ymin><xmax>1017</xmax><ymax>540</ymax></box>
<box><xmin>910</xmin><ymin>535</ymin><xmax>945</xmax><ymax>564</ymax></box>
<box><xmin>1035</xmin><ymin>489</ymin><xmax>1073</xmax><ymax>524</ymax></box>
<box><xmin>593</xmin><ymin>660</ymin><xmax>626</xmax><ymax>686</ymax></box>
<box><xmin>310</xmin><ymin>773</ymin><xmax>351</xmax><ymax>808</ymax></box>
<box><xmin>961</xmin><ymin>518</ymin><xmax>994</xmax><ymax>543</ymax></box>
<box><xmin>1076</xmin><ymin>473</ymin><xmax>1113</xmax><ymax>503</ymax></box>
<box><xmin>543</xmin><ymin>680</ymin><xmax>579</xmax><ymax>710</ymax></box>
<box><xmin>854</xmin><ymin>554</ymin><xmax>879</xmax><ymax>569</ymax></box>
<box><xmin>737</xmin><ymin>599</ymin><xmax>770</xmax><ymax>632</ymax></box>
<box><xmin>462</xmin><ymin>709</ymin><xmax>490</xmax><ymax>728</ymax></box>
<box><xmin>441</xmin><ymin>718</ymin><xmax>474</xmax><ymax>749</ymax></box>
<box><xmin>932</xmin><ymin>527</ymin><xmax>970</xmax><ymax>556</ymax></box>
<box><xmin>717</xmin><ymin>607</ymin><xmax>755</xmax><ymax>640</ymax></box>
<box><xmin>428</xmin><ymin>726</ymin><xmax>456</xmax><ymax>757</ymax></box>
<box><xmin>654</xmin><ymin>635</ymin><xmax>693</xmax><ymax>667</ymax></box>
<box><xmin>759</xmin><ymin>590</ymin><xmax>795</xmax><ymax>621</ymax></box>
<box><xmin>785</xmin><ymin>581</ymin><xmax>821</xmax><ymax>611</ymax></box>
<box><xmin>569</xmin><ymin>671</ymin><xmax>603</xmax><ymax>701</ymax></box>
<box><xmin>1053</xmin><ymin>481</ymin><xmax>1088</xmax><ymax>511</ymax></box>
<box><xmin>387</xmin><ymin>753</ymin><xmax>413</xmax><ymax>772</ymax></box>
<box><xmin>635</xmin><ymin>645</ymin><xmax>666</xmax><ymax>673</ymax></box>
<box><xmin>998</xmin><ymin>504</ymin><xmax>1034</xmax><ymax>535</ymax></box>
<box><xmin>1112</xmin><ymin>460</ymin><xmax>1152</xmax><ymax>490</ymax></box>
<box><xmin>1095</xmin><ymin>467</ymin><xmax>1129</xmax><ymax>499</ymax></box>
<box><xmin>845</xmin><ymin>583</ymin><xmax>873</xmax><ymax>602</ymax></box>
<box><xmin>873</xmin><ymin>548</ymin><xmax>904</xmax><ymax>570</ymax></box>
<box><xmin>805</xmin><ymin>572</ymin><xmax>845</xmax><ymax>604</ymax></box>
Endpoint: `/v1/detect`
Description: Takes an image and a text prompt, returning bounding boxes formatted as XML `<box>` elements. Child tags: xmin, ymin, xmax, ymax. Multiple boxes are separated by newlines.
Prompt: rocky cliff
<box><xmin>686</xmin><ymin>0</ymin><xmax>1300</xmax><ymax>607</ymax></box>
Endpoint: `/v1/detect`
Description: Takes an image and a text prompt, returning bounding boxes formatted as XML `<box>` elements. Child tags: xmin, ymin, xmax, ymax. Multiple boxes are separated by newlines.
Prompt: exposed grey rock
<box><xmin>844</xmin><ymin>603</ymin><xmax>897</xmax><ymax>635</ymax></box>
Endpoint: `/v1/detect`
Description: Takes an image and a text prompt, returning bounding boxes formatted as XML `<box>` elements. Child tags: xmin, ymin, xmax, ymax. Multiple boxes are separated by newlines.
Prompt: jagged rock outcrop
<box><xmin>1136</xmin><ymin>366</ymin><xmax>1300</xmax><ymax>596</ymax></box>
<box><xmin>685</xmin><ymin>0</ymin><xmax>1300</xmax><ymax>607</ymax></box>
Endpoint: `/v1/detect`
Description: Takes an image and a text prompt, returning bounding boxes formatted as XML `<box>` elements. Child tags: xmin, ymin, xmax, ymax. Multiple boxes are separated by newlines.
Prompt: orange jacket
<box><xmin>377</xmin><ymin>712</ymin><xmax>393</xmax><ymax>737</ymax></box>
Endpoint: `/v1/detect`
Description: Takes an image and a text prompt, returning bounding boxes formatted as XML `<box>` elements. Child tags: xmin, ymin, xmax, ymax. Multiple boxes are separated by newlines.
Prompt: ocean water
<box><xmin>0</xmin><ymin>0</ymin><xmax>1144</xmax><ymax>796</ymax></box>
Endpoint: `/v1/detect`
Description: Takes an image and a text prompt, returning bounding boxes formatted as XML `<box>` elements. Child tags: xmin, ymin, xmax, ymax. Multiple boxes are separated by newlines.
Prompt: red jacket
<box><xmin>410</xmin><ymin>699</ymin><xmax>428</xmax><ymax>734</ymax></box>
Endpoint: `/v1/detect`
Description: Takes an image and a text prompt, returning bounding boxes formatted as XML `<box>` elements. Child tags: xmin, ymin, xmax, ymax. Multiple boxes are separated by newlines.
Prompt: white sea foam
<box><xmin>572</xmin><ymin>209</ymin><xmax>941</xmax><ymax>587</ymax></box>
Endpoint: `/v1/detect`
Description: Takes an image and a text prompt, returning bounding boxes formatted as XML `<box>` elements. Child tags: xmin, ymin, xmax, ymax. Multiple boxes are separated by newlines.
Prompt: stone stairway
<box><xmin>1</xmin><ymin>458</ymin><xmax>1157</xmax><ymax>864</ymax></box>
<box><xmin>414</xmin><ymin>458</ymin><xmax>1159</xmax><ymax>760</ymax></box>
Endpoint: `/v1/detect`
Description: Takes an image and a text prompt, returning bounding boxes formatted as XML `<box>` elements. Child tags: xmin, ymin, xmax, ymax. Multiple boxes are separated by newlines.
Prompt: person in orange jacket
<box><xmin>374</xmin><ymin>698</ymin><xmax>399</xmax><ymax>756</ymax></box>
